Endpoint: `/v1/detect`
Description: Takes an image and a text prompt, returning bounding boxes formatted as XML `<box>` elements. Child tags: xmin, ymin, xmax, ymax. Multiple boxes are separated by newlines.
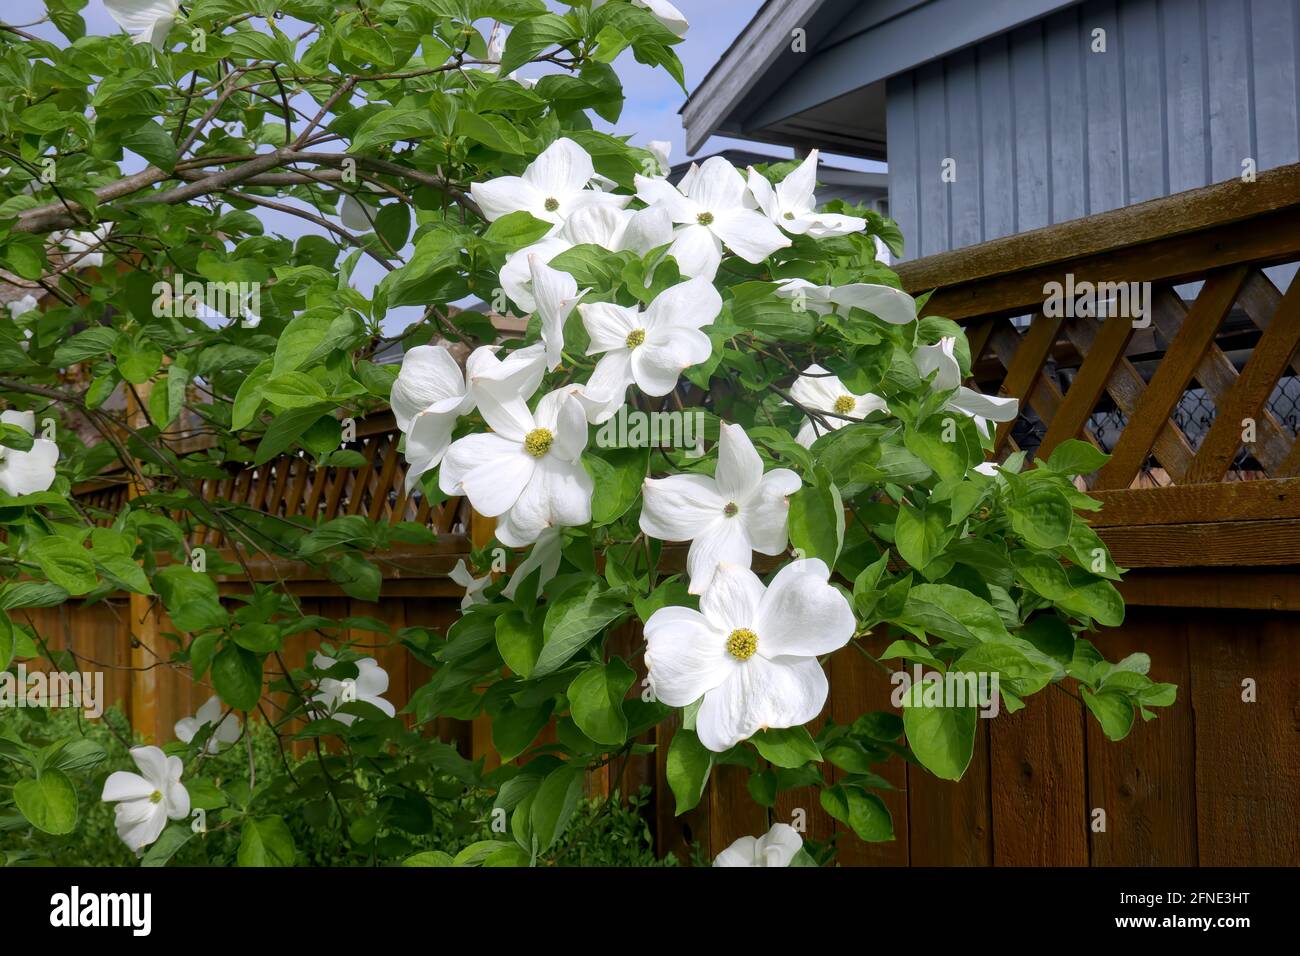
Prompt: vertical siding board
<box><xmin>914</xmin><ymin>60</ymin><xmax>951</xmax><ymax>257</ymax></box>
<box><xmin>1011</xmin><ymin>22</ymin><xmax>1051</xmax><ymax>231</ymax></box>
<box><xmin>1249</xmin><ymin>0</ymin><xmax>1300</xmax><ymax>169</ymax></box>
<box><xmin>907</xmin><ymin>721</ymin><xmax>995</xmax><ymax>865</ymax></box>
<box><xmin>946</xmin><ymin>47</ymin><xmax>983</xmax><ymax>249</ymax></box>
<box><xmin>1163</xmin><ymin>0</ymin><xmax>1211</xmax><ymax>192</ymax></box>
<box><xmin>1121</xmin><ymin>0</ymin><xmax>1169</xmax><ymax>202</ymax></box>
<box><xmin>885</xmin><ymin>72</ymin><xmax>922</xmax><ymax>260</ymax></box>
<box><xmin>1206</xmin><ymin>0</ymin><xmax>1255</xmax><ymax>181</ymax></box>
<box><xmin>1046</xmin><ymin>6</ymin><xmax>1089</xmax><ymax>223</ymax></box>
<box><xmin>977</xmin><ymin>35</ymin><xmax>1016</xmax><ymax>242</ymax></box>
<box><xmin>1084</xmin><ymin>0</ymin><xmax>1127</xmax><ymax>213</ymax></box>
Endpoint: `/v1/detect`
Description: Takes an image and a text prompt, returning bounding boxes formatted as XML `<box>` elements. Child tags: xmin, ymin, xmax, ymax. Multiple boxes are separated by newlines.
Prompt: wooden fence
<box><xmin>24</xmin><ymin>165</ymin><xmax>1300</xmax><ymax>866</ymax></box>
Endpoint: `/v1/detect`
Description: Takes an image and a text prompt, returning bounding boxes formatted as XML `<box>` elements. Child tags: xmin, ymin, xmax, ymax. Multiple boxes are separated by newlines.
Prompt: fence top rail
<box><xmin>893</xmin><ymin>163</ymin><xmax>1300</xmax><ymax>295</ymax></box>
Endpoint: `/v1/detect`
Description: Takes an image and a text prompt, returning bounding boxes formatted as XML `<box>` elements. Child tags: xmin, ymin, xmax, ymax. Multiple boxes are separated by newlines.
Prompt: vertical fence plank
<box><xmin>1189</xmin><ymin>609</ymin><xmax>1300</xmax><ymax>865</ymax></box>
<box><xmin>907</xmin><ymin>720</ymin><xmax>994</xmax><ymax>865</ymax></box>
<box><xmin>1087</xmin><ymin>607</ymin><xmax>1198</xmax><ymax>865</ymax></box>
<box><xmin>829</xmin><ymin>640</ymin><xmax>907</xmax><ymax>865</ymax></box>
<box><xmin>989</xmin><ymin>687</ymin><xmax>1089</xmax><ymax>865</ymax></box>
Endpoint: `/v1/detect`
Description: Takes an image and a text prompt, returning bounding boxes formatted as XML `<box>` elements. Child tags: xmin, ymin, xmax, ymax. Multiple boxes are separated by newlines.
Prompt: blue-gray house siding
<box><xmin>886</xmin><ymin>0</ymin><xmax>1300</xmax><ymax>258</ymax></box>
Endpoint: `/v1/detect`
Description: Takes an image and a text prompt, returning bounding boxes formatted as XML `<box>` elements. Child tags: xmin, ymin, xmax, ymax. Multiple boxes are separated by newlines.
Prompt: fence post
<box><xmin>125</xmin><ymin>383</ymin><xmax>162</xmax><ymax>743</ymax></box>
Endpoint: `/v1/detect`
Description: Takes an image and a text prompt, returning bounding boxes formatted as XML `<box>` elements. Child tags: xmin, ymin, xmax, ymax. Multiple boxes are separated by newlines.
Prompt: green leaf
<box><xmin>237</xmin><ymin>816</ymin><xmax>296</xmax><ymax>866</ymax></box>
<box><xmin>254</xmin><ymin>406</ymin><xmax>333</xmax><ymax>465</ymax></box>
<box><xmin>901</xmin><ymin>682</ymin><xmax>978</xmax><ymax>781</ymax></box>
<box><xmin>666</xmin><ymin>729</ymin><xmax>712</xmax><ymax>814</ymax></box>
<box><xmin>533</xmin><ymin>584</ymin><xmax>626</xmax><ymax>677</ymax></box>
<box><xmin>1082</xmin><ymin>687</ymin><xmax>1136</xmax><ymax>740</ymax></box>
<box><xmin>894</xmin><ymin>501</ymin><xmax>951</xmax><ymax>572</ymax></box>
<box><xmin>750</xmin><ymin>726</ymin><xmax>822</xmax><ymax>768</ymax></box>
<box><xmin>29</xmin><ymin>537</ymin><xmax>96</xmax><ymax>596</ymax></box>
<box><xmin>52</xmin><ymin>327</ymin><xmax>120</xmax><ymax>366</ymax></box>
<box><xmin>0</xmin><ymin>613</ymin><xmax>13</xmax><ymax>671</ymax></box>
<box><xmin>495</xmin><ymin>609</ymin><xmax>543</xmax><ymax>678</ymax></box>
<box><xmin>568</xmin><ymin>658</ymin><xmax>635</xmax><ymax>746</ymax></box>
<box><xmin>141</xmin><ymin>824</ymin><xmax>194</xmax><ymax>867</ymax></box>
<box><xmin>211</xmin><ymin>645</ymin><xmax>263</xmax><ymax>712</ymax></box>
<box><xmin>1046</xmin><ymin>439</ymin><xmax>1110</xmax><ymax>476</ymax></box>
<box><xmin>122</xmin><ymin>119</ymin><xmax>177</xmax><ymax>172</ymax></box>
<box><xmin>262</xmin><ymin>371</ymin><xmax>329</xmax><ymax>408</ymax></box>
<box><xmin>1007</xmin><ymin>484</ymin><xmax>1073</xmax><ymax>549</ymax></box>
<box><xmin>499</xmin><ymin>13</ymin><xmax>579</xmax><ymax>75</ymax></box>
<box><xmin>14</xmin><ymin>770</ymin><xmax>78</xmax><ymax>835</ymax></box>
<box><xmin>1013</xmin><ymin>551</ymin><xmax>1124</xmax><ymax>627</ymax></box>
<box><xmin>585</xmin><ymin>446</ymin><xmax>648</xmax><ymax>526</ymax></box>
<box><xmin>529</xmin><ymin>764</ymin><xmax>584</xmax><ymax>852</ymax></box>
<box><xmin>788</xmin><ymin>470</ymin><xmax>841</xmax><ymax>567</ymax></box>
<box><xmin>154</xmin><ymin>566</ymin><xmax>226</xmax><ymax>631</ymax></box>
<box><xmin>905</xmin><ymin>414</ymin><xmax>981</xmax><ymax>482</ymax></box>
<box><xmin>820</xmin><ymin>785</ymin><xmax>894</xmax><ymax>842</ymax></box>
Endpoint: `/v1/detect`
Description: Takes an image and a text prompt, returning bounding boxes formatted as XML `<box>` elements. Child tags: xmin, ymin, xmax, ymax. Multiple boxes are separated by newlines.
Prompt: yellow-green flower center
<box><xmin>726</xmin><ymin>628</ymin><xmax>758</xmax><ymax>661</ymax></box>
<box><xmin>723</xmin><ymin>501</ymin><xmax>739</xmax><ymax>517</ymax></box>
<box><xmin>625</xmin><ymin>327</ymin><xmax>646</xmax><ymax>349</ymax></box>
<box><xmin>544</xmin><ymin>197</ymin><xmax>560</xmax><ymax>212</ymax></box>
<box><xmin>833</xmin><ymin>395</ymin><xmax>856</xmax><ymax>415</ymax></box>
<box><xmin>523</xmin><ymin>427</ymin><xmax>554</xmax><ymax>458</ymax></box>
<box><xmin>783</xmin><ymin>211</ymin><xmax>795</xmax><ymax>220</ymax></box>
<box><xmin>696</xmin><ymin>211</ymin><xmax>714</xmax><ymax>226</ymax></box>
<box><xmin>149</xmin><ymin>789</ymin><xmax>163</xmax><ymax>804</ymax></box>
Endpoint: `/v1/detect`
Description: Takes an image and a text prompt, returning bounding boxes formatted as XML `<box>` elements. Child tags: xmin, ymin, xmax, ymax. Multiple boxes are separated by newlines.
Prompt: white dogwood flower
<box><xmin>439</xmin><ymin>389</ymin><xmax>593</xmax><ymax>547</ymax></box>
<box><xmin>775</xmin><ymin>278</ymin><xmax>917</xmax><ymax>325</ymax></box>
<box><xmin>529</xmin><ymin>255</ymin><xmax>587</xmax><ymax>371</ymax></box>
<box><xmin>788</xmin><ymin>364</ymin><xmax>889</xmax><ymax>447</ymax></box>
<box><xmin>644</xmin><ymin>559</ymin><xmax>854</xmax><ymax>750</ymax></box>
<box><xmin>640</xmin><ymin>423</ymin><xmax>800</xmax><ymax>593</ymax></box>
<box><xmin>392</xmin><ymin>343</ymin><xmax>546</xmax><ymax>492</ymax></box>
<box><xmin>645</xmin><ymin>140</ymin><xmax>672</xmax><ymax>176</ymax></box>
<box><xmin>312</xmin><ymin>654</ymin><xmax>396</xmax><ymax>725</ymax></box>
<box><xmin>104</xmin><ymin>0</ymin><xmax>179</xmax><ymax>50</ymax></box>
<box><xmin>100</xmin><ymin>746</ymin><xmax>190</xmax><ymax>852</ymax></box>
<box><xmin>450</xmin><ymin>558</ymin><xmax>491</xmax><ymax>611</ymax></box>
<box><xmin>747</xmin><ymin>150</ymin><xmax>866</xmax><ymax>237</ymax></box>
<box><xmin>635</xmin><ymin>156</ymin><xmax>790</xmax><ymax>279</ymax></box>
<box><xmin>714</xmin><ymin>822</ymin><xmax>804</xmax><ymax>867</ymax></box>
<box><xmin>913</xmin><ymin>336</ymin><xmax>1018</xmax><ymax>436</ymax></box>
<box><xmin>470</xmin><ymin>137</ymin><xmax>629</xmax><ymax>225</ymax></box>
<box><xmin>500</xmin><ymin>205</ymin><xmax>673</xmax><ymax>313</ymax></box>
<box><xmin>578</xmin><ymin>277</ymin><xmax>720</xmax><ymax>421</ymax></box>
<box><xmin>0</xmin><ymin>409</ymin><xmax>58</xmax><ymax>496</ymax></box>
<box><xmin>53</xmin><ymin>227</ymin><xmax>109</xmax><ymax>269</ymax></box>
<box><xmin>174</xmin><ymin>695</ymin><xmax>242</xmax><ymax>754</ymax></box>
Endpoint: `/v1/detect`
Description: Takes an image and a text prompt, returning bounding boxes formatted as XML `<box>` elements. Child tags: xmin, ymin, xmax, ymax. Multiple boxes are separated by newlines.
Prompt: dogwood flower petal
<box><xmin>754</xmin><ymin>558</ymin><xmax>856</xmax><ymax>657</ymax></box>
<box><xmin>684</xmin><ymin>516</ymin><xmax>753</xmax><ymax>592</ymax></box>
<box><xmin>715</xmin><ymin>422</ymin><xmax>762</xmax><ymax>503</ymax></box>
<box><xmin>698</xmin><ymin>561</ymin><xmax>766</xmax><ymax>634</ymax></box>
<box><xmin>390</xmin><ymin>345</ymin><xmax>469</xmax><ymax>432</ymax></box>
<box><xmin>529</xmin><ymin>255</ymin><xmax>586</xmax><ymax>370</ymax></box>
<box><xmin>104</xmin><ymin>0</ymin><xmax>178</xmax><ymax>50</ymax></box>
<box><xmin>501</xmin><ymin>237</ymin><xmax>572</xmax><ymax>312</ymax></box>
<box><xmin>664</xmin><ymin>224</ymin><xmax>723</xmax><ymax>279</ymax></box>
<box><xmin>502</xmin><ymin>527</ymin><xmax>564</xmax><ymax>599</ymax></box>
<box><xmin>0</xmin><ymin>409</ymin><xmax>58</xmax><ymax>496</ymax></box>
<box><xmin>743</xmin><ymin>468</ymin><xmax>802</xmax><ymax>555</ymax></box>
<box><xmin>830</xmin><ymin>283</ymin><xmax>917</xmax><ymax>324</ymax></box>
<box><xmin>639</xmin><ymin>473</ymin><xmax>726</xmax><ymax>541</ymax></box>
<box><xmin>439</xmin><ymin>431</ymin><xmax>534</xmax><ymax>514</ymax></box>
<box><xmin>914</xmin><ymin>336</ymin><xmax>962</xmax><ymax>391</ymax></box>
<box><xmin>450</xmin><ymin>558</ymin><xmax>491</xmax><ymax>611</ymax></box>
<box><xmin>697</xmin><ymin>655</ymin><xmax>828</xmax><ymax>751</ymax></box>
<box><xmin>715</xmin><ymin>823</ymin><xmax>803</xmax><ymax>867</ymax></box>
<box><xmin>947</xmin><ymin>387</ymin><xmax>1019</xmax><ymax>422</ymax></box>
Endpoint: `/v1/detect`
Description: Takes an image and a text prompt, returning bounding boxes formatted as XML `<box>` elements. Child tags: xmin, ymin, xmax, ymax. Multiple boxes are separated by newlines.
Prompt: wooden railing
<box><xmin>897</xmin><ymin>163</ymin><xmax>1300</xmax><ymax>573</ymax></box>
